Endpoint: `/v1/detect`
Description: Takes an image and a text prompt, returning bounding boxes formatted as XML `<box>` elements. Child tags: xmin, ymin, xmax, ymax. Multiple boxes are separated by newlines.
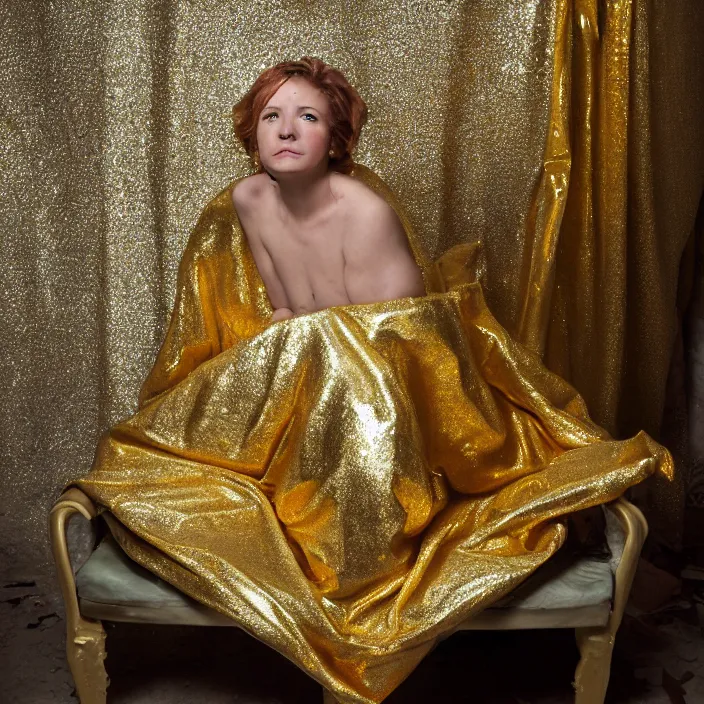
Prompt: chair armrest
<box><xmin>49</xmin><ymin>488</ymin><xmax>99</xmax><ymax>626</ymax></box>
<box><xmin>573</xmin><ymin>497</ymin><xmax>648</xmax><ymax>702</ymax></box>
<box><xmin>605</xmin><ymin>496</ymin><xmax>647</xmax><ymax>633</ymax></box>
<box><xmin>49</xmin><ymin>489</ymin><xmax>109</xmax><ymax>701</ymax></box>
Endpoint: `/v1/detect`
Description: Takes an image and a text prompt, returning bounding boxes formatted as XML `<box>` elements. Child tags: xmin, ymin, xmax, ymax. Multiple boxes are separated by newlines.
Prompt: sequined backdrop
<box><xmin>0</xmin><ymin>0</ymin><xmax>702</xmax><ymax>584</ymax></box>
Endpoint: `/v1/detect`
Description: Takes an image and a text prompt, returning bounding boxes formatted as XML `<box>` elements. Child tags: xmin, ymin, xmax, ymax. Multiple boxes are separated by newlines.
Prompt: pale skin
<box><xmin>231</xmin><ymin>77</ymin><xmax>425</xmax><ymax>321</ymax></box>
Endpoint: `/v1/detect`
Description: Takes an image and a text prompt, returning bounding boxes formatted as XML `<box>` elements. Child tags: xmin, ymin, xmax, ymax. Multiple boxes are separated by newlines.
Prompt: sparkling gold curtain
<box><xmin>1</xmin><ymin>0</ymin><xmax>702</xmax><ymax>579</ymax></box>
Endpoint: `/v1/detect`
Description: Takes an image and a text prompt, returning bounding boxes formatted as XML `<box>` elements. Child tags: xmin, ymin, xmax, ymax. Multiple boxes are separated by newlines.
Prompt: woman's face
<box><xmin>256</xmin><ymin>77</ymin><xmax>331</xmax><ymax>178</ymax></box>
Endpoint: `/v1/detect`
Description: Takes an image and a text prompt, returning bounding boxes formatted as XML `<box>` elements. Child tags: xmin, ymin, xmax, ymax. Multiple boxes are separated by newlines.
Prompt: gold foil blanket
<box><xmin>75</xmin><ymin>172</ymin><xmax>672</xmax><ymax>703</ymax></box>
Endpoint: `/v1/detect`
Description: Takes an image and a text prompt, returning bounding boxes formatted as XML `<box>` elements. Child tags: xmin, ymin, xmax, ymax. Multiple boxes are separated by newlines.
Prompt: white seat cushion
<box><xmin>76</xmin><ymin>522</ymin><xmax>617</xmax><ymax>630</ymax></box>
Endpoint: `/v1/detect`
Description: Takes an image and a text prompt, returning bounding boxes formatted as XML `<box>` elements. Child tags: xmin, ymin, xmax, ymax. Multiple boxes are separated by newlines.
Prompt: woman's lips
<box><xmin>274</xmin><ymin>149</ymin><xmax>302</xmax><ymax>157</ymax></box>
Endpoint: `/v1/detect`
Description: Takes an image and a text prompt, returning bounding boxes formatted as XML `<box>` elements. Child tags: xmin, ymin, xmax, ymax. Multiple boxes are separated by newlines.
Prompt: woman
<box><xmin>230</xmin><ymin>57</ymin><xmax>425</xmax><ymax>321</ymax></box>
<box><xmin>75</xmin><ymin>57</ymin><xmax>671</xmax><ymax>704</ymax></box>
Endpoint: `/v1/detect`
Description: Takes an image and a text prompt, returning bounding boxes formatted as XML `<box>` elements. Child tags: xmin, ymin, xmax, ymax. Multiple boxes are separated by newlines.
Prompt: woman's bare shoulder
<box><xmin>231</xmin><ymin>173</ymin><xmax>271</xmax><ymax>213</ymax></box>
<box><xmin>330</xmin><ymin>172</ymin><xmax>394</xmax><ymax>219</ymax></box>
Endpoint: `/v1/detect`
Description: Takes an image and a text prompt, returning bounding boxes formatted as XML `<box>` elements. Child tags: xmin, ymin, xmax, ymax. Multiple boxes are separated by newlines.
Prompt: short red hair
<box><xmin>233</xmin><ymin>57</ymin><xmax>367</xmax><ymax>175</ymax></box>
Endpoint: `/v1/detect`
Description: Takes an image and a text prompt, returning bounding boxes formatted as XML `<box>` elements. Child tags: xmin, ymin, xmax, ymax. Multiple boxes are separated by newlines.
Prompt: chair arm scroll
<box><xmin>50</xmin><ymin>488</ymin><xmax>109</xmax><ymax>703</ymax></box>
<box><xmin>49</xmin><ymin>488</ymin><xmax>99</xmax><ymax>626</ymax></box>
<box><xmin>573</xmin><ymin>496</ymin><xmax>648</xmax><ymax>703</ymax></box>
<box><xmin>606</xmin><ymin>496</ymin><xmax>648</xmax><ymax>634</ymax></box>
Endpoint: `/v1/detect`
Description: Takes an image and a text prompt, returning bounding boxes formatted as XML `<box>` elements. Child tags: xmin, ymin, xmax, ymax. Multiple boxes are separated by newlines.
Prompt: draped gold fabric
<box><xmin>75</xmin><ymin>166</ymin><xmax>672</xmax><ymax>703</ymax></box>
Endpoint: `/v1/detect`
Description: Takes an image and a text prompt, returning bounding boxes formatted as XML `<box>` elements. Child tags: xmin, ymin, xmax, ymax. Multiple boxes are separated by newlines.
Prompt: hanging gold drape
<box><xmin>1</xmin><ymin>0</ymin><xmax>702</xmax><ymax>659</ymax></box>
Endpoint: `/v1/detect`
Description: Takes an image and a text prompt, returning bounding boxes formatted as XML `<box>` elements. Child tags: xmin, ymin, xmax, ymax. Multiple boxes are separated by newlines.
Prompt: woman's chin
<box><xmin>263</xmin><ymin>160</ymin><xmax>328</xmax><ymax>180</ymax></box>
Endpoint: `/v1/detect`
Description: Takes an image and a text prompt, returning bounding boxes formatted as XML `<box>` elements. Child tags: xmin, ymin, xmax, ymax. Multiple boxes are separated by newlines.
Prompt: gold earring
<box><xmin>253</xmin><ymin>151</ymin><xmax>261</xmax><ymax>169</ymax></box>
<box><xmin>328</xmin><ymin>149</ymin><xmax>335</xmax><ymax>158</ymax></box>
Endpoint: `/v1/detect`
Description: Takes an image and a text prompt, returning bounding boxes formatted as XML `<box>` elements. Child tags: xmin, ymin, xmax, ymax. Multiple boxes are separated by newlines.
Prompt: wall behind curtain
<box><xmin>1</xmin><ymin>0</ymin><xmax>702</xmax><ymax>586</ymax></box>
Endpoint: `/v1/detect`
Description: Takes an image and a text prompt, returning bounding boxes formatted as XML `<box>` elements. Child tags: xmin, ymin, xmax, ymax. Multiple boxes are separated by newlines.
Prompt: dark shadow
<box><xmin>105</xmin><ymin>624</ymin><xmax>587</xmax><ymax>703</ymax></box>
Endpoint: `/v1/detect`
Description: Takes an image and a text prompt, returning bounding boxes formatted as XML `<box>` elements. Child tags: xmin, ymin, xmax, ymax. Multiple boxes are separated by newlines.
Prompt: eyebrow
<box><xmin>262</xmin><ymin>105</ymin><xmax>321</xmax><ymax>112</ymax></box>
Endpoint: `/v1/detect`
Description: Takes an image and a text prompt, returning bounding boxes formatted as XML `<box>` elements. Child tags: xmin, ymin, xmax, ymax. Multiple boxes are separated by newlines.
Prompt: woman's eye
<box><xmin>302</xmin><ymin>113</ymin><xmax>317</xmax><ymax>122</ymax></box>
<box><xmin>263</xmin><ymin>113</ymin><xmax>277</xmax><ymax>121</ymax></box>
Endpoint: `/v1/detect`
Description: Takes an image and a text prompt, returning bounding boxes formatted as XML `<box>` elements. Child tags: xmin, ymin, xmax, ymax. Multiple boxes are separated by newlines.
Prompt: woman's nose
<box><xmin>279</xmin><ymin>114</ymin><xmax>296</xmax><ymax>139</ymax></box>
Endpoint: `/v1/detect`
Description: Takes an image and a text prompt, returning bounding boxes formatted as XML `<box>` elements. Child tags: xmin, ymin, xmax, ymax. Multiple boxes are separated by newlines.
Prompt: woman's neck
<box><xmin>273</xmin><ymin>168</ymin><xmax>336</xmax><ymax>223</ymax></box>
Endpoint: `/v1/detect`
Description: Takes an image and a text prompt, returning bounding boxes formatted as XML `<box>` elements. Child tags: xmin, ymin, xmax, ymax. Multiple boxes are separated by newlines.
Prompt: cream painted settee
<box><xmin>50</xmin><ymin>489</ymin><xmax>646</xmax><ymax>703</ymax></box>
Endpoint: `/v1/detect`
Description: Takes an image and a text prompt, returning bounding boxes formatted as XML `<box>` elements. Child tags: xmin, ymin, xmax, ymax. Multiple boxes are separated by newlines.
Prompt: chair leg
<box><xmin>574</xmin><ymin>628</ymin><xmax>614</xmax><ymax>704</ymax></box>
<box><xmin>50</xmin><ymin>489</ymin><xmax>109</xmax><ymax>703</ymax></box>
<box><xmin>67</xmin><ymin>618</ymin><xmax>109</xmax><ymax>704</ymax></box>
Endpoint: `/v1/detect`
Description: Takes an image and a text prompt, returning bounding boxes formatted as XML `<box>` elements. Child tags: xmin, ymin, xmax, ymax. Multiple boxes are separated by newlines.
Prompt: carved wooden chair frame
<box><xmin>50</xmin><ymin>488</ymin><xmax>647</xmax><ymax>704</ymax></box>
